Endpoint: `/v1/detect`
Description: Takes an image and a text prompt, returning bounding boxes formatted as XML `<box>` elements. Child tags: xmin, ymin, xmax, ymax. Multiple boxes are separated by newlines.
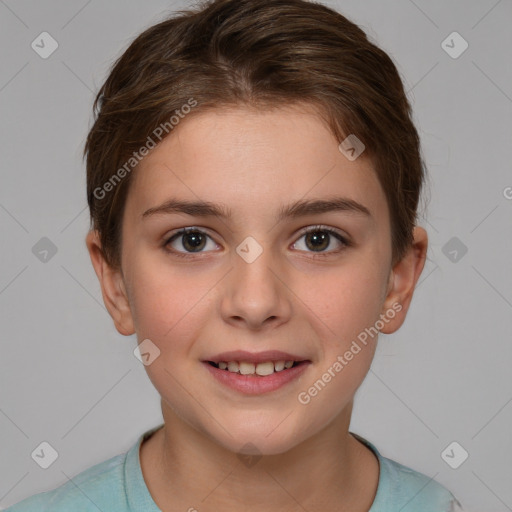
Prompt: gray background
<box><xmin>0</xmin><ymin>1</ymin><xmax>511</xmax><ymax>510</ymax></box>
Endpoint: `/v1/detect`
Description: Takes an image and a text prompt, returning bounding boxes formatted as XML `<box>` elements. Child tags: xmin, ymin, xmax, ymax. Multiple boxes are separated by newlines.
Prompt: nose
<box><xmin>220</xmin><ymin>245</ymin><xmax>292</xmax><ymax>331</ymax></box>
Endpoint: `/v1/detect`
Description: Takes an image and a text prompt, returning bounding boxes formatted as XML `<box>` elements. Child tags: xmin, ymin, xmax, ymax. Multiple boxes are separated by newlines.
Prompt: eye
<box><xmin>292</xmin><ymin>225</ymin><xmax>350</xmax><ymax>255</ymax></box>
<box><xmin>163</xmin><ymin>225</ymin><xmax>350</xmax><ymax>258</ymax></box>
<box><xmin>164</xmin><ymin>227</ymin><xmax>218</xmax><ymax>257</ymax></box>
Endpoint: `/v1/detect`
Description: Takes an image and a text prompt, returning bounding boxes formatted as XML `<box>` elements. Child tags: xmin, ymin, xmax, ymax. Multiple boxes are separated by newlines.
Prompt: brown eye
<box><xmin>293</xmin><ymin>226</ymin><xmax>349</xmax><ymax>255</ymax></box>
<box><xmin>304</xmin><ymin>230</ymin><xmax>330</xmax><ymax>251</ymax></box>
<box><xmin>183</xmin><ymin>231</ymin><xmax>206</xmax><ymax>252</ymax></box>
<box><xmin>165</xmin><ymin>228</ymin><xmax>216</xmax><ymax>255</ymax></box>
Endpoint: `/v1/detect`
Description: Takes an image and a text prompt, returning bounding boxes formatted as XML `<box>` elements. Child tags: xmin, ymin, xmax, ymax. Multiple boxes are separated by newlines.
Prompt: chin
<box><xmin>212</xmin><ymin>421</ymin><xmax>308</xmax><ymax>457</ymax></box>
<box><xmin>228</xmin><ymin>436</ymin><xmax>299</xmax><ymax>457</ymax></box>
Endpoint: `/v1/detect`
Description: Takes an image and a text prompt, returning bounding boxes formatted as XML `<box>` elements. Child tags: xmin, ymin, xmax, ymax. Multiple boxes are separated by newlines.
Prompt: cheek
<box><xmin>299</xmin><ymin>261</ymin><xmax>386</xmax><ymax>347</ymax></box>
<box><xmin>128</xmin><ymin>267</ymin><xmax>212</xmax><ymax>397</ymax></box>
<box><xmin>293</xmin><ymin>268</ymin><xmax>383</xmax><ymax>426</ymax></box>
<box><xmin>127</xmin><ymin>264</ymin><xmax>211</xmax><ymax>346</ymax></box>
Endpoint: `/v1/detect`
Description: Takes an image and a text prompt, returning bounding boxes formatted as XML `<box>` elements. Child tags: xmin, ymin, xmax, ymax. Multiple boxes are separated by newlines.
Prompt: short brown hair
<box><xmin>84</xmin><ymin>0</ymin><xmax>427</xmax><ymax>270</ymax></box>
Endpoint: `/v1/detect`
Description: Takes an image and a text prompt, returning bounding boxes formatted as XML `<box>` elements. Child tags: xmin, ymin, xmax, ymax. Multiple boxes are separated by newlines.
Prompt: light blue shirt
<box><xmin>5</xmin><ymin>424</ymin><xmax>465</xmax><ymax>511</ymax></box>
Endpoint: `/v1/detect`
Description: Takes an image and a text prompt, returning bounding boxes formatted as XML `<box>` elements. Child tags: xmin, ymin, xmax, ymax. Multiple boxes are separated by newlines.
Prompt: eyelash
<box><xmin>163</xmin><ymin>225</ymin><xmax>351</xmax><ymax>259</ymax></box>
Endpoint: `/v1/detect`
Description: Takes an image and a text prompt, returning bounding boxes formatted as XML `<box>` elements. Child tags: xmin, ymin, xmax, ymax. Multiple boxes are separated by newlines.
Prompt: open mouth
<box><xmin>206</xmin><ymin>360</ymin><xmax>308</xmax><ymax>376</ymax></box>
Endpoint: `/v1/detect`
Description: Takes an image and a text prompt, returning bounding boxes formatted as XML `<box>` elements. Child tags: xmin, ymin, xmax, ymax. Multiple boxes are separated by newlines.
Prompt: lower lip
<box><xmin>202</xmin><ymin>361</ymin><xmax>310</xmax><ymax>395</ymax></box>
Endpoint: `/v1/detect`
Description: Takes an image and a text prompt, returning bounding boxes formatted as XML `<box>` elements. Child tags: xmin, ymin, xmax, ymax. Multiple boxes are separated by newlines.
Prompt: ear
<box><xmin>85</xmin><ymin>230</ymin><xmax>135</xmax><ymax>336</ymax></box>
<box><xmin>379</xmin><ymin>226</ymin><xmax>428</xmax><ymax>334</ymax></box>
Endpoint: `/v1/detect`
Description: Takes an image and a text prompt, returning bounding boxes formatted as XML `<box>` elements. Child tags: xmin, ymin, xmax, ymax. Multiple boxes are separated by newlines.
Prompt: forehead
<box><xmin>124</xmin><ymin>105</ymin><xmax>388</xmax><ymax>226</ymax></box>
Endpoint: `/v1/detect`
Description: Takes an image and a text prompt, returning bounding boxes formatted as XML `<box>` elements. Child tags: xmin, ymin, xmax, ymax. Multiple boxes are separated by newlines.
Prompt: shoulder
<box><xmin>4</xmin><ymin>451</ymin><xmax>129</xmax><ymax>512</ymax></box>
<box><xmin>377</xmin><ymin>455</ymin><xmax>463</xmax><ymax>511</ymax></box>
<box><xmin>351</xmin><ymin>433</ymin><xmax>465</xmax><ymax>512</ymax></box>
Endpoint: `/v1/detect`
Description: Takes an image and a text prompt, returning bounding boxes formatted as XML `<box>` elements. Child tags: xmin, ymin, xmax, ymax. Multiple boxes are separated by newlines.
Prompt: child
<box><xmin>6</xmin><ymin>0</ymin><xmax>466</xmax><ymax>510</ymax></box>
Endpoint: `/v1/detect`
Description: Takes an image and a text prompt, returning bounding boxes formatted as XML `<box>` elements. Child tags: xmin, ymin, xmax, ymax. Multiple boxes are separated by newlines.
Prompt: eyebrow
<box><xmin>142</xmin><ymin>196</ymin><xmax>371</xmax><ymax>222</ymax></box>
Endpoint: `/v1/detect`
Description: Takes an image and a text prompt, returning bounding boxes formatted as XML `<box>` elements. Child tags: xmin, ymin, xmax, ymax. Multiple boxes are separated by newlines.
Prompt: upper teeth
<box><xmin>217</xmin><ymin>360</ymin><xmax>295</xmax><ymax>375</ymax></box>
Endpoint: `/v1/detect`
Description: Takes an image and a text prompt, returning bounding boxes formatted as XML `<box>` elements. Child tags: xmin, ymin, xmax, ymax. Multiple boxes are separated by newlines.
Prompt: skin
<box><xmin>86</xmin><ymin>103</ymin><xmax>428</xmax><ymax>512</ymax></box>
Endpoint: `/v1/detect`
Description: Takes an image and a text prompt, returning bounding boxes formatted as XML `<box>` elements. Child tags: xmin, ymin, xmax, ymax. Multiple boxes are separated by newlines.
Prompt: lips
<box><xmin>204</xmin><ymin>350</ymin><xmax>309</xmax><ymax>365</ymax></box>
<box><xmin>202</xmin><ymin>357</ymin><xmax>311</xmax><ymax>394</ymax></box>
<box><xmin>202</xmin><ymin>349</ymin><xmax>312</xmax><ymax>392</ymax></box>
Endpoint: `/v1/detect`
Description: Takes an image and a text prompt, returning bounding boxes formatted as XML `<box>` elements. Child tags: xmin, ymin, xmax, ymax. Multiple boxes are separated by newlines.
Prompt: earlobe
<box><xmin>85</xmin><ymin>230</ymin><xmax>135</xmax><ymax>336</ymax></box>
<box><xmin>379</xmin><ymin>226</ymin><xmax>428</xmax><ymax>335</ymax></box>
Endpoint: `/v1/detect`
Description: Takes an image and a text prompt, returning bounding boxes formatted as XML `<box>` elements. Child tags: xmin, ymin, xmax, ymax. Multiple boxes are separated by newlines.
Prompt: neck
<box><xmin>140</xmin><ymin>401</ymin><xmax>379</xmax><ymax>512</ymax></box>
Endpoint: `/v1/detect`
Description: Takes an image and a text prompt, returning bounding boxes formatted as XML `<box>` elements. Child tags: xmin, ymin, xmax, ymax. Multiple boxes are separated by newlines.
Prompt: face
<box><xmin>87</xmin><ymin>104</ymin><xmax>426</xmax><ymax>456</ymax></box>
